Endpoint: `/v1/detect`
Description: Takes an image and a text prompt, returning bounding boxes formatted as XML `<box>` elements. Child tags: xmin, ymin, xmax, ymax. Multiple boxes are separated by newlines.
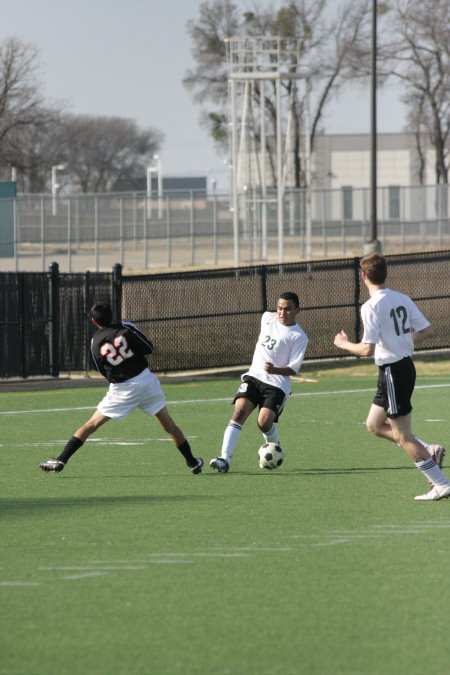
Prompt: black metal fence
<box><xmin>1</xmin><ymin>249</ymin><xmax>449</xmax><ymax>378</ymax></box>
<box><xmin>0</xmin><ymin>264</ymin><xmax>117</xmax><ymax>378</ymax></box>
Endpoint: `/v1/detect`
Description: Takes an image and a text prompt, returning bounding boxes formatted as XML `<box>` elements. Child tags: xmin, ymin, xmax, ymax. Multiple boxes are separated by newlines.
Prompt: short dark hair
<box><xmin>90</xmin><ymin>302</ymin><xmax>113</xmax><ymax>327</ymax></box>
<box><xmin>360</xmin><ymin>253</ymin><xmax>387</xmax><ymax>285</ymax></box>
<box><xmin>279</xmin><ymin>292</ymin><xmax>300</xmax><ymax>308</ymax></box>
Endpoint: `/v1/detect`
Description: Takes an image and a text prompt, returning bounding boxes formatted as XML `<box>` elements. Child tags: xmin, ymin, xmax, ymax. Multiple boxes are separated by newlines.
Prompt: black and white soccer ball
<box><xmin>258</xmin><ymin>442</ymin><xmax>284</xmax><ymax>470</ymax></box>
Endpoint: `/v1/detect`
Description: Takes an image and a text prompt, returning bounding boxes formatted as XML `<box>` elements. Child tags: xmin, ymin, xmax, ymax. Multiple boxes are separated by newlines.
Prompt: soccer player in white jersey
<box><xmin>334</xmin><ymin>253</ymin><xmax>449</xmax><ymax>501</ymax></box>
<box><xmin>210</xmin><ymin>292</ymin><xmax>308</xmax><ymax>473</ymax></box>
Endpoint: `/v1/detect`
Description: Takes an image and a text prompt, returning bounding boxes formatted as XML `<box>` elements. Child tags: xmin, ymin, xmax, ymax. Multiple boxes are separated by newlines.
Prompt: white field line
<box><xmin>2</xmin><ymin>436</ymin><xmax>197</xmax><ymax>448</ymax></box>
<box><xmin>61</xmin><ymin>572</ymin><xmax>108</xmax><ymax>580</ymax></box>
<box><xmin>3</xmin><ymin>522</ymin><xmax>449</xmax><ymax>587</ymax></box>
<box><xmin>1</xmin><ymin>382</ymin><xmax>449</xmax><ymax>417</ymax></box>
<box><xmin>0</xmin><ymin>405</ymin><xmax>96</xmax><ymax>416</ymax></box>
<box><xmin>0</xmin><ymin>581</ymin><xmax>41</xmax><ymax>586</ymax></box>
<box><xmin>39</xmin><ymin>566</ymin><xmax>147</xmax><ymax>571</ymax></box>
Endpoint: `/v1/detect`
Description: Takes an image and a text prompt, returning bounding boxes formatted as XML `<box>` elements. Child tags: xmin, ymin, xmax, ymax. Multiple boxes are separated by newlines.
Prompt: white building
<box><xmin>311</xmin><ymin>132</ymin><xmax>448</xmax><ymax>222</ymax></box>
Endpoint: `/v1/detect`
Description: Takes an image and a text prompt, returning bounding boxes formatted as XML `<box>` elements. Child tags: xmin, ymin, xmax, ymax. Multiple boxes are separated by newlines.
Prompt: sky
<box><xmin>1</xmin><ymin>0</ymin><xmax>407</xmax><ymax>191</ymax></box>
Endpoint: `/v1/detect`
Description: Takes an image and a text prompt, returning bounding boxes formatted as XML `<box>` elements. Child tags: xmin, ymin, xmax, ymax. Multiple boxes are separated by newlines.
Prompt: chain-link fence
<box><xmin>0</xmin><ymin>184</ymin><xmax>449</xmax><ymax>273</ymax></box>
<box><xmin>1</xmin><ymin>249</ymin><xmax>449</xmax><ymax>378</ymax></box>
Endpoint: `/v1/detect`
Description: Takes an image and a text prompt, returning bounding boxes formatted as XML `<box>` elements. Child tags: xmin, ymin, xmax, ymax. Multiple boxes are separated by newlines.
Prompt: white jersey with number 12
<box><xmin>361</xmin><ymin>288</ymin><xmax>430</xmax><ymax>366</ymax></box>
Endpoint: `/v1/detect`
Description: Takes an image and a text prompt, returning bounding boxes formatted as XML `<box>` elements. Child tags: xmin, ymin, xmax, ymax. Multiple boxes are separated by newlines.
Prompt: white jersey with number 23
<box><xmin>245</xmin><ymin>311</ymin><xmax>308</xmax><ymax>396</ymax></box>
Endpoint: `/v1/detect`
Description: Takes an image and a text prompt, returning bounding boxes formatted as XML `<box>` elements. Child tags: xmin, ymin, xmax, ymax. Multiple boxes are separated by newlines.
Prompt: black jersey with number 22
<box><xmin>90</xmin><ymin>321</ymin><xmax>153</xmax><ymax>383</ymax></box>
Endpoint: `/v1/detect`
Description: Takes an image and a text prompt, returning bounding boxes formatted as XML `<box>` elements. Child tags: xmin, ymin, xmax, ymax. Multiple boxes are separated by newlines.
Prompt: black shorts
<box><xmin>233</xmin><ymin>375</ymin><xmax>286</xmax><ymax>422</ymax></box>
<box><xmin>373</xmin><ymin>357</ymin><xmax>416</xmax><ymax>418</ymax></box>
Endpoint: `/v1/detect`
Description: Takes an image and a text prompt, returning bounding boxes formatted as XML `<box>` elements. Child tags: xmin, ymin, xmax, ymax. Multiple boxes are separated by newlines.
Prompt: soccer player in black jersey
<box><xmin>39</xmin><ymin>302</ymin><xmax>203</xmax><ymax>474</ymax></box>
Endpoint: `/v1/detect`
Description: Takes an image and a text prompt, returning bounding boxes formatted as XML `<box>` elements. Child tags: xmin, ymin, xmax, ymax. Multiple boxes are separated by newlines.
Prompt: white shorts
<box><xmin>97</xmin><ymin>369</ymin><xmax>166</xmax><ymax>420</ymax></box>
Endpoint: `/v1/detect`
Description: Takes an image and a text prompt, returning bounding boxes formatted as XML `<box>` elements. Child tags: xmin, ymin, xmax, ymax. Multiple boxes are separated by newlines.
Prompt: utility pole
<box><xmin>364</xmin><ymin>0</ymin><xmax>382</xmax><ymax>254</ymax></box>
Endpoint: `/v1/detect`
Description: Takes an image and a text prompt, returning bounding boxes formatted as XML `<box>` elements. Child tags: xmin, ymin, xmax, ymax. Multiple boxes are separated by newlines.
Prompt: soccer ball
<box><xmin>258</xmin><ymin>442</ymin><xmax>284</xmax><ymax>470</ymax></box>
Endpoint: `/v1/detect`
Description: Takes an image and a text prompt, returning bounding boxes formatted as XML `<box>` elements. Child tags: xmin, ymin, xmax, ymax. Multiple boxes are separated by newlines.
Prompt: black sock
<box><xmin>58</xmin><ymin>436</ymin><xmax>84</xmax><ymax>464</ymax></box>
<box><xmin>177</xmin><ymin>440</ymin><xmax>196</xmax><ymax>465</ymax></box>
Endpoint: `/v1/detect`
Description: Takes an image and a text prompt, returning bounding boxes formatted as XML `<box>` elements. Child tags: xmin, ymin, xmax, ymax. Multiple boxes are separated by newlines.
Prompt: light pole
<box><xmin>153</xmin><ymin>154</ymin><xmax>163</xmax><ymax>219</ymax></box>
<box><xmin>52</xmin><ymin>164</ymin><xmax>65</xmax><ymax>216</ymax></box>
<box><xmin>146</xmin><ymin>166</ymin><xmax>156</xmax><ymax>218</ymax></box>
<box><xmin>365</xmin><ymin>0</ymin><xmax>382</xmax><ymax>254</ymax></box>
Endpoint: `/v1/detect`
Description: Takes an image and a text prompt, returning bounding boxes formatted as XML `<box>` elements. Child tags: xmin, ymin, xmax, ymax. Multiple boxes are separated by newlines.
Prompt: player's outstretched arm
<box><xmin>333</xmin><ymin>330</ymin><xmax>374</xmax><ymax>357</ymax></box>
<box><xmin>412</xmin><ymin>324</ymin><xmax>434</xmax><ymax>345</ymax></box>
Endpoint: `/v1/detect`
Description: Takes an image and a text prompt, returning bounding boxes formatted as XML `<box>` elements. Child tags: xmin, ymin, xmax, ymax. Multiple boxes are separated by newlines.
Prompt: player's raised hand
<box><xmin>333</xmin><ymin>330</ymin><xmax>349</xmax><ymax>349</ymax></box>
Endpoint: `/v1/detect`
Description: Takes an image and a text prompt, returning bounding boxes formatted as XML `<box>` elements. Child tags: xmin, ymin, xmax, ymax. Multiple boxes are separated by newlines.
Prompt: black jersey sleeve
<box><xmin>122</xmin><ymin>321</ymin><xmax>154</xmax><ymax>355</ymax></box>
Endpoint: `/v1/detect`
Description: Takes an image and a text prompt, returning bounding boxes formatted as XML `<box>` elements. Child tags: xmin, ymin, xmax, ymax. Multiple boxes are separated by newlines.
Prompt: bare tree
<box><xmin>0</xmin><ymin>36</ymin><xmax>163</xmax><ymax>193</ymax></box>
<box><xmin>0</xmin><ymin>38</ymin><xmax>47</xmax><ymax>155</ymax></box>
<box><xmin>184</xmin><ymin>0</ymin><xmax>372</xmax><ymax>187</ymax></box>
<box><xmin>0</xmin><ymin>36</ymin><xmax>66</xmax><ymax>186</ymax></box>
<box><xmin>184</xmin><ymin>0</ymin><xmax>241</xmax><ymax>108</ymax></box>
<box><xmin>58</xmin><ymin>114</ymin><xmax>164</xmax><ymax>193</ymax></box>
<box><xmin>3</xmin><ymin>111</ymin><xmax>65</xmax><ymax>191</ymax></box>
<box><xmin>385</xmin><ymin>0</ymin><xmax>450</xmax><ymax>184</ymax></box>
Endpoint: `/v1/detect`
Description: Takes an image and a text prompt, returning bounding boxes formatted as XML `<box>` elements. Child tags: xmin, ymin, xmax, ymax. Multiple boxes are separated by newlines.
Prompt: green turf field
<box><xmin>1</xmin><ymin>368</ymin><xmax>450</xmax><ymax>675</ymax></box>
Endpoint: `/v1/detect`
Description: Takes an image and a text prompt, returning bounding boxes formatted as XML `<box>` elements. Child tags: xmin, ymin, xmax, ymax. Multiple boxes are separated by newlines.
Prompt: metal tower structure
<box><xmin>226</xmin><ymin>36</ymin><xmax>311</xmax><ymax>266</ymax></box>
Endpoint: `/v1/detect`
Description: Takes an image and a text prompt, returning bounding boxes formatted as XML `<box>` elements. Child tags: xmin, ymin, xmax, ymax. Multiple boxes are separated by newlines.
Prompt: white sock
<box><xmin>221</xmin><ymin>421</ymin><xmax>242</xmax><ymax>465</ymax></box>
<box><xmin>415</xmin><ymin>458</ymin><xmax>450</xmax><ymax>487</ymax></box>
<box><xmin>263</xmin><ymin>425</ymin><xmax>279</xmax><ymax>444</ymax></box>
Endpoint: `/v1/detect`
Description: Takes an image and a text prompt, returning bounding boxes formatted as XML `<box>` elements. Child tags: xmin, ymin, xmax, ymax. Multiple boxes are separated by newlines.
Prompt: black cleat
<box><xmin>39</xmin><ymin>458</ymin><xmax>65</xmax><ymax>473</ymax></box>
<box><xmin>189</xmin><ymin>457</ymin><xmax>204</xmax><ymax>474</ymax></box>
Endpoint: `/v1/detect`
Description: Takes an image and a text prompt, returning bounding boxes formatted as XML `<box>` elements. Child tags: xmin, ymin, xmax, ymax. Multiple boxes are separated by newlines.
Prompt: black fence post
<box><xmin>112</xmin><ymin>263</ymin><xmax>122</xmax><ymax>322</ymax></box>
<box><xmin>83</xmin><ymin>271</ymin><xmax>91</xmax><ymax>373</ymax></box>
<box><xmin>48</xmin><ymin>261</ymin><xmax>60</xmax><ymax>377</ymax></box>
<box><xmin>353</xmin><ymin>256</ymin><xmax>361</xmax><ymax>343</ymax></box>
<box><xmin>260</xmin><ymin>265</ymin><xmax>268</xmax><ymax>312</ymax></box>
<box><xmin>18</xmin><ymin>275</ymin><xmax>27</xmax><ymax>378</ymax></box>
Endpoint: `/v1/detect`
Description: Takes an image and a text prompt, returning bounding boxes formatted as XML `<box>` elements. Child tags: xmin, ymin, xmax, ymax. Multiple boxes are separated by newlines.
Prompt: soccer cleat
<box><xmin>209</xmin><ymin>457</ymin><xmax>229</xmax><ymax>474</ymax></box>
<box><xmin>39</xmin><ymin>458</ymin><xmax>65</xmax><ymax>473</ymax></box>
<box><xmin>414</xmin><ymin>483</ymin><xmax>450</xmax><ymax>501</ymax></box>
<box><xmin>189</xmin><ymin>457</ymin><xmax>204</xmax><ymax>475</ymax></box>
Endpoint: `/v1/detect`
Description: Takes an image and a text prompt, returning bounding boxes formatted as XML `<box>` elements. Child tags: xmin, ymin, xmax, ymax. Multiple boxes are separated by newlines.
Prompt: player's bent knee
<box><xmin>232</xmin><ymin>410</ymin><xmax>248</xmax><ymax>425</ymax></box>
<box><xmin>366</xmin><ymin>421</ymin><xmax>376</xmax><ymax>434</ymax></box>
<box><xmin>257</xmin><ymin>420</ymin><xmax>272</xmax><ymax>433</ymax></box>
<box><xmin>366</xmin><ymin>418</ymin><xmax>384</xmax><ymax>436</ymax></box>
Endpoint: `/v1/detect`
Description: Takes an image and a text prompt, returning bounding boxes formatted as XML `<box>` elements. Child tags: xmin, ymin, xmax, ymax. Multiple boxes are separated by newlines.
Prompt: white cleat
<box><xmin>414</xmin><ymin>484</ymin><xmax>450</xmax><ymax>501</ymax></box>
<box><xmin>209</xmin><ymin>457</ymin><xmax>229</xmax><ymax>474</ymax></box>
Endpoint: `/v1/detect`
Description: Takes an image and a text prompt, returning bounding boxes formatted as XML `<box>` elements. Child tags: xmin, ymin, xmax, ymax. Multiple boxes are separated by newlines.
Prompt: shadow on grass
<box><xmin>0</xmin><ymin>493</ymin><xmax>216</xmax><ymax>516</ymax></box>
<box><xmin>239</xmin><ymin>465</ymin><xmax>415</xmax><ymax>476</ymax></box>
